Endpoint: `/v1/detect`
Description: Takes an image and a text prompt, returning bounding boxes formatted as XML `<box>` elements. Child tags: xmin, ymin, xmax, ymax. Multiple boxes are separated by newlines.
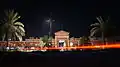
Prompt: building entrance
<box><xmin>58</xmin><ymin>40</ymin><xmax>66</xmax><ymax>47</ymax></box>
<box><xmin>54</xmin><ymin>30</ymin><xmax>70</xmax><ymax>47</ymax></box>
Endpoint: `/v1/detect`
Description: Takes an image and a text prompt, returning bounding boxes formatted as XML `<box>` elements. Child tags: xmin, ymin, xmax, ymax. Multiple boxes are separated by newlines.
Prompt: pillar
<box><xmin>55</xmin><ymin>36</ymin><xmax>57</xmax><ymax>47</ymax></box>
<box><xmin>67</xmin><ymin>39</ymin><xmax>69</xmax><ymax>47</ymax></box>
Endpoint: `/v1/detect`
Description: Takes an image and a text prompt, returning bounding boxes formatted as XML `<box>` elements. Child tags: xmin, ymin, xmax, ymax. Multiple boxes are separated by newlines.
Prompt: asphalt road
<box><xmin>0</xmin><ymin>49</ymin><xmax>120</xmax><ymax>67</ymax></box>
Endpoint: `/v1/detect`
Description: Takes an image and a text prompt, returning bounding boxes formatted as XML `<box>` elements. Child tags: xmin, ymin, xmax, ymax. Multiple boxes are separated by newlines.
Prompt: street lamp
<box><xmin>45</xmin><ymin>13</ymin><xmax>55</xmax><ymax>37</ymax></box>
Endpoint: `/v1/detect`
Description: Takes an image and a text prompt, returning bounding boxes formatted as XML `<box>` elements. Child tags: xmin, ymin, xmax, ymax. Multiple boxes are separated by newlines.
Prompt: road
<box><xmin>0</xmin><ymin>48</ymin><xmax>120</xmax><ymax>67</ymax></box>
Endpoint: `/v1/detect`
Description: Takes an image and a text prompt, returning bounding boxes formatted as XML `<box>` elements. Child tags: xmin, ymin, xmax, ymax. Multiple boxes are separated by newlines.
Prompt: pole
<box><xmin>46</xmin><ymin>12</ymin><xmax>55</xmax><ymax>46</ymax></box>
<box><xmin>48</xmin><ymin>17</ymin><xmax>54</xmax><ymax>37</ymax></box>
<box><xmin>49</xmin><ymin>12</ymin><xmax>52</xmax><ymax>37</ymax></box>
<box><xmin>49</xmin><ymin>20</ymin><xmax>52</xmax><ymax>37</ymax></box>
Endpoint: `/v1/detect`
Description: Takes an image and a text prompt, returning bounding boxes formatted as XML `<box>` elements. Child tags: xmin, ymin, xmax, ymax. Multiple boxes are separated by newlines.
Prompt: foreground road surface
<box><xmin>0</xmin><ymin>49</ymin><xmax>120</xmax><ymax>67</ymax></box>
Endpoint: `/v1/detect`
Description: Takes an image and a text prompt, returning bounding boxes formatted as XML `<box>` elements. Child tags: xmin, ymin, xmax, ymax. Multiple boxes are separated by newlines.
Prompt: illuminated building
<box><xmin>0</xmin><ymin>30</ymin><xmax>82</xmax><ymax>47</ymax></box>
<box><xmin>51</xmin><ymin>30</ymin><xmax>80</xmax><ymax>47</ymax></box>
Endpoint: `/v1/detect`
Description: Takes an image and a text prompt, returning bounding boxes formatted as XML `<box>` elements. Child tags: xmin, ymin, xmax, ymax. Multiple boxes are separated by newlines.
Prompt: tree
<box><xmin>40</xmin><ymin>37</ymin><xmax>43</xmax><ymax>41</ymax></box>
<box><xmin>42</xmin><ymin>35</ymin><xmax>49</xmax><ymax>47</ymax></box>
<box><xmin>90</xmin><ymin>16</ymin><xmax>110</xmax><ymax>44</ymax></box>
<box><xmin>48</xmin><ymin>36</ymin><xmax>53</xmax><ymax>42</ymax></box>
<box><xmin>39</xmin><ymin>37</ymin><xmax>46</xmax><ymax>47</ymax></box>
<box><xmin>0</xmin><ymin>25</ymin><xmax>6</xmax><ymax>41</ymax></box>
<box><xmin>0</xmin><ymin>10</ymin><xmax>25</xmax><ymax>41</ymax></box>
<box><xmin>79</xmin><ymin>36</ymin><xmax>88</xmax><ymax>45</ymax></box>
<box><xmin>42</xmin><ymin>35</ymin><xmax>49</xmax><ymax>43</ymax></box>
<box><xmin>79</xmin><ymin>37</ymin><xmax>84</xmax><ymax>45</ymax></box>
<box><xmin>38</xmin><ymin>40</ymin><xmax>45</xmax><ymax>47</ymax></box>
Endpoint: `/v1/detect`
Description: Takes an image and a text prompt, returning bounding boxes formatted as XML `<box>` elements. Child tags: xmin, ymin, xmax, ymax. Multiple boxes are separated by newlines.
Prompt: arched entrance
<box><xmin>54</xmin><ymin>30</ymin><xmax>69</xmax><ymax>47</ymax></box>
<box><xmin>58</xmin><ymin>40</ymin><xmax>66</xmax><ymax>47</ymax></box>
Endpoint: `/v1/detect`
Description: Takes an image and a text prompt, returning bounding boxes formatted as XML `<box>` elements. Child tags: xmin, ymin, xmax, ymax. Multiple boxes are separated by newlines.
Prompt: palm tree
<box><xmin>48</xmin><ymin>36</ymin><xmax>53</xmax><ymax>41</ymax></box>
<box><xmin>42</xmin><ymin>35</ymin><xmax>49</xmax><ymax>47</ymax></box>
<box><xmin>38</xmin><ymin>38</ymin><xmax>45</xmax><ymax>48</ymax></box>
<box><xmin>0</xmin><ymin>24</ymin><xmax>6</xmax><ymax>41</ymax></box>
<box><xmin>0</xmin><ymin>10</ymin><xmax>25</xmax><ymax>41</ymax></box>
<box><xmin>90</xmin><ymin>16</ymin><xmax>109</xmax><ymax>44</ymax></box>
<box><xmin>42</xmin><ymin>35</ymin><xmax>49</xmax><ymax>43</ymax></box>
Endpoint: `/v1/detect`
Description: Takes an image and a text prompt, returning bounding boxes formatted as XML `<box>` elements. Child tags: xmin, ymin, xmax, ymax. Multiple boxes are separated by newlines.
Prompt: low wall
<box><xmin>0</xmin><ymin>41</ymin><xmax>40</xmax><ymax>46</ymax></box>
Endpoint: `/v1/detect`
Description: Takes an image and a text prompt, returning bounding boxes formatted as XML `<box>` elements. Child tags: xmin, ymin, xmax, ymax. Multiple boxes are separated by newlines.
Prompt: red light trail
<box><xmin>22</xmin><ymin>44</ymin><xmax>120</xmax><ymax>51</ymax></box>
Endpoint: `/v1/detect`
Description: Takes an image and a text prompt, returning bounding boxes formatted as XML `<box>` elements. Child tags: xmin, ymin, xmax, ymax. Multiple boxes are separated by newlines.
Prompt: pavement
<box><xmin>0</xmin><ymin>49</ymin><xmax>120</xmax><ymax>67</ymax></box>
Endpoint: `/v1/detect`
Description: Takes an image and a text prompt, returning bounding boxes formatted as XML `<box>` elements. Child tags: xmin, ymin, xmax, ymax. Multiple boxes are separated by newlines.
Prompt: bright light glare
<box><xmin>94</xmin><ymin>46</ymin><xmax>100</xmax><ymax>48</ymax></box>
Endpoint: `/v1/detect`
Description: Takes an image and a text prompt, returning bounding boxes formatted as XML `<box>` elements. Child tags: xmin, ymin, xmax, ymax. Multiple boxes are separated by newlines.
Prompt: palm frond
<box><xmin>12</xmin><ymin>12</ymin><xmax>18</xmax><ymax>21</ymax></box>
<box><xmin>99</xmin><ymin>16</ymin><xmax>104</xmax><ymax>22</ymax></box>
<box><xmin>96</xmin><ymin>16</ymin><xmax>103</xmax><ymax>24</ymax></box>
<box><xmin>9</xmin><ymin>10</ymin><xmax>14</xmax><ymax>19</ymax></box>
<box><xmin>90</xmin><ymin>27</ymin><xmax>99</xmax><ymax>33</ymax></box>
<box><xmin>12</xmin><ymin>11</ymin><xmax>21</xmax><ymax>23</ymax></box>
<box><xmin>6</xmin><ymin>10</ymin><xmax>13</xmax><ymax>21</ymax></box>
<box><xmin>9</xmin><ymin>25</ymin><xmax>16</xmax><ymax>32</ymax></box>
<box><xmin>11</xmin><ymin>33</ymin><xmax>17</xmax><ymax>41</ymax></box>
<box><xmin>90</xmin><ymin>23</ymin><xmax>100</xmax><ymax>26</ymax></box>
<box><xmin>90</xmin><ymin>28</ymin><xmax>99</xmax><ymax>36</ymax></box>
<box><xmin>12</xmin><ymin>16</ymin><xmax>21</xmax><ymax>23</ymax></box>
<box><xmin>15</xmin><ymin>32</ymin><xmax>22</xmax><ymax>41</ymax></box>
<box><xmin>10</xmin><ymin>25</ymin><xmax>25</xmax><ymax>36</ymax></box>
<box><xmin>1</xmin><ymin>10</ymin><xmax>25</xmax><ymax>41</ymax></box>
<box><xmin>97</xmin><ymin>16</ymin><xmax>105</xmax><ymax>24</ymax></box>
<box><xmin>16</xmin><ymin>28</ymin><xmax>25</xmax><ymax>36</ymax></box>
<box><xmin>14</xmin><ymin>22</ymin><xmax>24</xmax><ymax>27</ymax></box>
<box><xmin>96</xmin><ymin>17</ymin><xmax>101</xmax><ymax>23</ymax></box>
<box><xmin>18</xmin><ymin>26</ymin><xmax>25</xmax><ymax>33</ymax></box>
<box><xmin>4</xmin><ymin>10</ymin><xmax>20</xmax><ymax>23</ymax></box>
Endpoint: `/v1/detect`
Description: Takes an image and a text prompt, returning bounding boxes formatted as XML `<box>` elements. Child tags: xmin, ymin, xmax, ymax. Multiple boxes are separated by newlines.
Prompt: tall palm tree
<box><xmin>0</xmin><ymin>10</ymin><xmax>25</xmax><ymax>41</ymax></box>
<box><xmin>90</xmin><ymin>16</ymin><xmax>109</xmax><ymax>44</ymax></box>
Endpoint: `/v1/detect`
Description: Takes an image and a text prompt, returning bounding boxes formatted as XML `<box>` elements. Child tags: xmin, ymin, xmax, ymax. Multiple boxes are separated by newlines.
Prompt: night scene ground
<box><xmin>0</xmin><ymin>0</ymin><xmax>120</xmax><ymax>67</ymax></box>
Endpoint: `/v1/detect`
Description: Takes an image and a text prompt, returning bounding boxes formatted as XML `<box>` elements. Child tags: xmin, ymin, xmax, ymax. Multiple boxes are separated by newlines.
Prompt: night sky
<box><xmin>0</xmin><ymin>0</ymin><xmax>120</xmax><ymax>37</ymax></box>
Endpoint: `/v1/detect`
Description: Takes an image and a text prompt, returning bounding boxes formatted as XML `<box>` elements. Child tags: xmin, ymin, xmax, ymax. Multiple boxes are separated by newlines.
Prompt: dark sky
<box><xmin>0</xmin><ymin>0</ymin><xmax>120</xmax><ymax>37</ymax></box>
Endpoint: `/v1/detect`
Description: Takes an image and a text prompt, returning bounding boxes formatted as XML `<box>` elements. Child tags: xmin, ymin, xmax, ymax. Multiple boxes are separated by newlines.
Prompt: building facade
<box><xmin>51</xmin><ymin>30</ymin><xmax>80</xmax><ymax>47</ymax></box>
<box><xmin>54</xmin><ymin>30</ymin><xmax>70</xmax><ymax>47</ymax></box>
<box><xmin>0</xmin><ymin>30</ymin><xmax>81</xmax><ymax>47</ymax></box>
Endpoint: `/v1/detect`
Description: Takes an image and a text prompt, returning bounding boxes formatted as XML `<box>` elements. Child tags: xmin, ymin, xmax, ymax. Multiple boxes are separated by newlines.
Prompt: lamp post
<box><xmin>45</xmin><ymin>13</ymin><xmax>55</xmax><ymax>47</ymax></box>
<box><xmin>45</xmin><ymin>13</ymin><xmax>55</xmax><ymax>37</ymax></box>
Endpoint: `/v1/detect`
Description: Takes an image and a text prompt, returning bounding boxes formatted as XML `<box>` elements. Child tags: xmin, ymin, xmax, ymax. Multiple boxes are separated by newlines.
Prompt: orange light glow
<box><xmin>21</xmin><ymin>44</ymin><xmax>120</xmax><ymax>51</ymax></box>
<box><xmin>1</xmin><ymin>41</ymin><xmax>120</xmax><ymax>51</ymax></box>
